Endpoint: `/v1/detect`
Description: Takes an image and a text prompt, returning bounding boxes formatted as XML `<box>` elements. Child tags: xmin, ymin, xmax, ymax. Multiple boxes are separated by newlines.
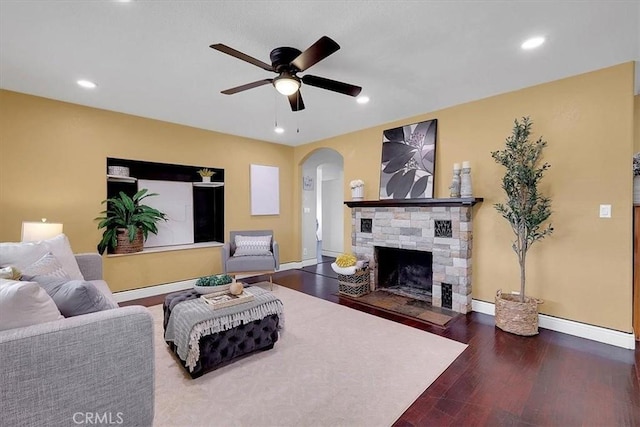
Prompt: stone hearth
<box><xmin>345</xmin><ymin>198</ymin><xmax>481</xmax><ymax>314</ymax></box>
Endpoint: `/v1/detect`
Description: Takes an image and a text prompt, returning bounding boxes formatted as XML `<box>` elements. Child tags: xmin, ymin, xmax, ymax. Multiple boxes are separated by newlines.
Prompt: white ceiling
<box><xmin>1</xmin><ymin>1</ymin><xmax>639</xmax><ymax>146</ymax></box>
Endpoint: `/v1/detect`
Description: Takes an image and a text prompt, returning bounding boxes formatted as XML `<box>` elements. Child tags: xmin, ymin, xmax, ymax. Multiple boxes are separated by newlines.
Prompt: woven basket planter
<box><xmin>114</xmin><ymin>228</ymin><xmax>143</xmax><ymax>254</ymax></box>
<box><xmin>338</xmin><ymin>268</ymin><xmax>370</xmax><ymax>297</ymax></box>
<box><xmin>494</xmin><ymin>289</ymin><xmax>542</xmax><ymax>336</ymax></box>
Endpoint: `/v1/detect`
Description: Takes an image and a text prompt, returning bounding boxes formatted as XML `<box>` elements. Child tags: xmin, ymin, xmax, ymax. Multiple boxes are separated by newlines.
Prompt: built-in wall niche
<box><xmin>106</xmin><ymin>158</ymin><xmax>224</xmax><ymax>247</ymax></box>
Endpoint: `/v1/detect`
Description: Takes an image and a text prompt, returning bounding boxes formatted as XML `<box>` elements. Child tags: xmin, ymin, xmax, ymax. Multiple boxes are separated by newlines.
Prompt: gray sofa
<box><xmin>0</xmin><ymin>254</ymin><xmax>155</xmax><ymax>427</ymax></box>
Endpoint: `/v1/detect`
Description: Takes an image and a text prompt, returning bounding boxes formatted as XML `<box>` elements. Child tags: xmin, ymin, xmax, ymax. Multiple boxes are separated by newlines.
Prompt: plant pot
<box><xmin>634</xmin><ymin>175</ymin><xmax>640</xmax><ymax>205</ymax></box>
<box><xmin>201</xmin><ymin>176</ymin><xmax>211</xmax><ymax>183</ymax></box>
<box><xmin>494</xmin><ymin>289</ymin><xmax>542</xmax><ymax>336</ymax></box>
<box><xmin>114</xmin><ymin>228</ymin><xmax>143</xmax><ymax>254</ymax></box>
<box><xmin>193</xmin><ymin>283</ymin><xmax>231</xmax><ymax>294</ymax></box>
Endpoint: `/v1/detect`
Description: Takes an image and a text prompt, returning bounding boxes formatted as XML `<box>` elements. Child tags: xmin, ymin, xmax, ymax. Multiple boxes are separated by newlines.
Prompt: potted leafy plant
<box><xmin>491</xmin><ymin>117</ymin><xmax>553</xmax><ymax>336</ymax></box>
<box><xmin>95</xmin><ymin>189</ymin><xmax>167</xmax><ymax>255</ymax></box>
<box><xmin>197</xmin><ymin>168</ymin><xmax>215</xmax><ymax>183</ymax></box>
<box><xmin>193</xmin><ymin>274</ymin><xmax>233</xmax><ymax>294</ymax></box>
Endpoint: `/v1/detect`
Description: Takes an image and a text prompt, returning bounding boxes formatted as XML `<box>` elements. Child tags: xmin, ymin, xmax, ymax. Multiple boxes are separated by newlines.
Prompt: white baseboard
<box><xmin>301</xmin><ymin>259</ymin><xmax>318</xmax><ymax>267</ymax></box>
<box><xmin>321</xmin><ymin>250</ymin><xmax>340</xmax><ymax>257</ymax></box>
<box><xmin>116</xmin><ymin>283</ymin><xmax>634</xmax><ymax>349</ymax></box>
<box><xmin>114</xmin><ymin>261</ymin><xmax>305</xmax><ymax>302</ymax></box>
<box><xmin>280</xmin><ymin>261</ymin><xmax>304</xmax><ymax>270</ymax></box>
<box><xmin>472</xmin><ymin>299</ymin><xmax>636</xmax><ymax>350</ymax></box>
<box><xmin>114</xmin><ymin>279</ymin><xmax>196</xmax><ymax>303</ymax></box>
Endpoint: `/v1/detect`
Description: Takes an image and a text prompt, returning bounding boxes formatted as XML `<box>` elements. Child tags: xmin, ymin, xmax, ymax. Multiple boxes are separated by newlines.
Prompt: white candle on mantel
<box><xmin>462</xmin><ymin>161</ymin><xmax>471</xmax><ymax>169</ymax></box>
<box><xmin>453</xmin><ymin>163</ymin><xmax>461</xmax><ymax>170</ymax></box>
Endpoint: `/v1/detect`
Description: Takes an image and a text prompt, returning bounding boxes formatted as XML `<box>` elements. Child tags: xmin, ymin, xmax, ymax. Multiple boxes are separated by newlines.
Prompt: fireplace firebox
<box><xmin>375</xmin><ymin>246</ymin><xmax>433</xmax><ymax>301</ymax></box>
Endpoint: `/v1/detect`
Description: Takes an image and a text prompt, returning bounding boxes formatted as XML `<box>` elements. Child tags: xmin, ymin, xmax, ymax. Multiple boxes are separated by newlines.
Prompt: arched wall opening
<box><xmin>300</xmin><ymin>148</ymin><xmax>344</xmax><ymax>263</ymax></box>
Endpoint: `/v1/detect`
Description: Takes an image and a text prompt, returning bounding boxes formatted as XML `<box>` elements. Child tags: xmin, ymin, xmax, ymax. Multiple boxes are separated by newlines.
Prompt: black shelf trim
<box><xmin>344</xmin><ymin>197</ymin><xmax>483</xmax><ymax>208</ymax></box>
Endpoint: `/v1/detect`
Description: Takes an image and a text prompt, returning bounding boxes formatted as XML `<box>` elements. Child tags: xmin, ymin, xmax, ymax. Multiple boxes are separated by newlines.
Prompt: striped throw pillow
<box><xmin>234</xmin><ymin>235</ymin><xmax>272</xmax><ymax>257</ymax></box>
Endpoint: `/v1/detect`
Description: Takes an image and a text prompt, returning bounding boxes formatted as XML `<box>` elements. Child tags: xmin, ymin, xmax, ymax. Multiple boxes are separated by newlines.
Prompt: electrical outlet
<box><xmin>303</xmin><ymin>248</ymin><xmax>308</xmax><ymax>256</ymax></box>
<box><xmin>599</xmin><ymin>204</ymin><xmax>611</xmax><ymax>218</ymax></box>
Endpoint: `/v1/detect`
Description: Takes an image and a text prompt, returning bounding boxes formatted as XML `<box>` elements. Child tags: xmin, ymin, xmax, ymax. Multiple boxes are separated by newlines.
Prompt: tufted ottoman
<box><xmin>163</xmin><ymin>287</ymin><xmax>281</xmax><ymax>378</ymax></box>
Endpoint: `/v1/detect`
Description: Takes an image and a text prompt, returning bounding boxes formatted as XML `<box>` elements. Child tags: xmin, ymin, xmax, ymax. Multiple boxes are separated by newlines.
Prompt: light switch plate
<box><xmin>599</xmin><ymin>204</ymin><xmax>611</xmax><ymax>218</ymax></box>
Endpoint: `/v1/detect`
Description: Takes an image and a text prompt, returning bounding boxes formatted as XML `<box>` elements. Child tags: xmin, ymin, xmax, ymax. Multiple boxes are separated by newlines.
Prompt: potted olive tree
<box><xmin>96</xmin><ymin>189</ymin><xmax>167</xmax><ymax>255</ymax></box>
<box><xmin>491</xmin><ymin>117</ymin><xmax>553</xmax><ymax>336</ymax></box>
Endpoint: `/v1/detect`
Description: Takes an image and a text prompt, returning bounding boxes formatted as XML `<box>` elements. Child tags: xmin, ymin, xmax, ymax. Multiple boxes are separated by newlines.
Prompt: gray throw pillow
<box><xmin>23</xmin><ymin>275</ymin><xmax>117</xmax><ymax>317</ymax></box>
<box><xmin>234</xmin><ymin>234</ymin><xmax>273</xmax><ymax>257</ymax></box>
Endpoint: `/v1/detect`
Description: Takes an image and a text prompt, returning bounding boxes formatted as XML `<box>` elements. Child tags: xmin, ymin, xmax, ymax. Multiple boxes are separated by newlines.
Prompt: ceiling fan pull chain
<box><xmin>296</xmin><ymin>96</ymin><xmax>300</xmax><ymax>133</ymax></box>
<box><xmin>274</xmin><ymin>90</ymin><xmax>279</xmax><ymax>129</ymax></box>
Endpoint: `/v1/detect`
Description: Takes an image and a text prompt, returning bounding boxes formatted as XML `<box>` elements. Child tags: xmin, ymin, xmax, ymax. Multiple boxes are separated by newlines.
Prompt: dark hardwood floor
<box><xmin>122</xmin><ymin>257</ymin><xmax>640</xmax><ymax>426</ymax></box>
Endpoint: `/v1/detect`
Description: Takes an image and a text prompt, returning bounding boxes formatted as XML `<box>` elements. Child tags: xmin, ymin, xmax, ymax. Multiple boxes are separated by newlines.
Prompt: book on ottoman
<box><xmin>200</xmin><ymin>288</ymin><xmax>254</xmax><ymax>309</ymax></box>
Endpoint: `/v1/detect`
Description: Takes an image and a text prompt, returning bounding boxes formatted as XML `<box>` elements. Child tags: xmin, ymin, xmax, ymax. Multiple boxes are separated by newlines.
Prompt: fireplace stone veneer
<box><xmin>346</xmin><ymin>198</ymin><xmax>482</xmax><ymax>314</ymax></box>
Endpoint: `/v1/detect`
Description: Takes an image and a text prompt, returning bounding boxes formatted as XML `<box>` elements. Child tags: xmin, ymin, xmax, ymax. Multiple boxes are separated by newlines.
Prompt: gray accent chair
<box><xmin>222</xmin><ymin>230</ymin><xmax>279</xmax><ymax>286</ymax></box>
<box><xmin>0</xmin><ymin>253</ymin><xmax>155</xmax><ymax>427</ymax></box>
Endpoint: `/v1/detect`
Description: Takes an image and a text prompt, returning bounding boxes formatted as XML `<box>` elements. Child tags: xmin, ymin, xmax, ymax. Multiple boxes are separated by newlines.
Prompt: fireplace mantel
<box><xmin>344</xmin><ymin>197</ymin><xmax>483</xmax><ymax>208</ymax></box>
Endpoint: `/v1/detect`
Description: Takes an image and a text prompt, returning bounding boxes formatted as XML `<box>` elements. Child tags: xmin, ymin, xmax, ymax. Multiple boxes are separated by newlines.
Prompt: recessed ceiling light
<box><xmin>274</xmin><ymin>126</ymin><xmax>284</xmax><ymax>134</ymax></box>
<box><xmin>521</xmin><ymin>36</ymin><xmax>545</xmax><ymax>50</ymax></box>
<box><xmin>356</xmin><ymin>96</ymin><xmax>370</xmax><ymax>104</ymax></box>
<box><xmin>77</xmin><ymin>80</ymin><xmax>97</xmax><ymax>89</ymax></box>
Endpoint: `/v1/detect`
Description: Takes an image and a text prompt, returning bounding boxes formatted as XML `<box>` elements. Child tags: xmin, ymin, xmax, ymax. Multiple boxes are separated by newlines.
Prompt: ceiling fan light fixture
<box><xmin>274</xmin><ymin>73</ymin><xmax>300</xmax><ymax>96</ymax></box>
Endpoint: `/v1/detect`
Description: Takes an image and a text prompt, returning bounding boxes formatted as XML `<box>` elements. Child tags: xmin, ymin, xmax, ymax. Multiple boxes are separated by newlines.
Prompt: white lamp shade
<box><xmin>21</xmin><ymin>221</ymin><xmax>63</xmax><ymax>242</ymax></box>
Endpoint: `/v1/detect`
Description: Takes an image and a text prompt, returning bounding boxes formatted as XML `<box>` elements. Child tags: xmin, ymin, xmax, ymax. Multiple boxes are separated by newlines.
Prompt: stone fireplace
<box><xmin>345</xmin><ymin>198</ymin><xmax>481</xmax><ymax>314</ymax></box>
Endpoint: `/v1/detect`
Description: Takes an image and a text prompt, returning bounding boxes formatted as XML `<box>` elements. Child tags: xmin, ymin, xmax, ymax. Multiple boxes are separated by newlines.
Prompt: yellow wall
<box><xmin>0</xmin><ymin>90</ymin><xmax>295</xmax><ymax>292</ymax></box>
<box><xmin>294</xmin><ymin>62</ymin><xmax>635</xmax><ymax>332</ymax></box>
<box><xmin>1</xmin><ymin>63</ymin><xmax>635</xmax><ymax>332</ymax></box>
<box><xmin>635</xmin><ymin>94</ymin><xmax>640</xmax><ymax>153</ymax></box>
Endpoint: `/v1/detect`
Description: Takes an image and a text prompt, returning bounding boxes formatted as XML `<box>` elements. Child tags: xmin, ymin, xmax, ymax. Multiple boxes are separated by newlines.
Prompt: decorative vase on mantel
<box><xmin>460</xmin><ymin>161</ymin><xmax>473</xmax><ymax>198</ymax></box>
<box><xmin>350</xmin><ymin>179</ymin><xmax>364</xmax><ymax>201</ymax></box>
<box><xmin>351</xmin><ymin>185</ymin><xmax>364</xmax><ymax>201</ymax></box>
<box><xmin>202</xmin><ymin>176</ymin><xmax>211</xmax><ymax>183</ymax></box>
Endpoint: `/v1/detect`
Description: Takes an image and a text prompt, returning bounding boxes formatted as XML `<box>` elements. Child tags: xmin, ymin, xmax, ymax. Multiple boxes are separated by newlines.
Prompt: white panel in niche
<box><xmin>250</xmin><ymin>164</ymin><xmax>279</xmax><ymax>215</ymax></box>
<box><xmin>138</xmin><ymin>179</ymin><xmax>194</xmax><ymax>247</ymax></box>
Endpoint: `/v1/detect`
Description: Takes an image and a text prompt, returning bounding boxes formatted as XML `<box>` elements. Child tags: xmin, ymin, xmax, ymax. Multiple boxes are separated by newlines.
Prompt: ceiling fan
<box><xmin>210</xmin><ymin>36</ymin><xmax>362</xmax><ymax>112</ymax></box>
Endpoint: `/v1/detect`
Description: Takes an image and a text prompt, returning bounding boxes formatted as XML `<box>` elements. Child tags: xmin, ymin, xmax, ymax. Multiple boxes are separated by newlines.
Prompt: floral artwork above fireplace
<box><xmin>379</xmin><ymin>119</ymin><xmax>437</xmax><ymax>200</ymax></box>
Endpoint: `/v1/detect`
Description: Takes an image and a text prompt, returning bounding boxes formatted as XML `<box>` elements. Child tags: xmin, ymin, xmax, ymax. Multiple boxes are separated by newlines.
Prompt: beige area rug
<box><xmin>150</xmin><ymin>283</ymin><xmax>467</xmax><ymax>427</ymax></box>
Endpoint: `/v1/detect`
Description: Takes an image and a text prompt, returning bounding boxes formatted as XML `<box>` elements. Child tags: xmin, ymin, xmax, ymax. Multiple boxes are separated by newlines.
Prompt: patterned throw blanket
<box><xmin>165</xmin><ymin>286</ymin><xmax>284</xmax><ymax>371</ymax></box>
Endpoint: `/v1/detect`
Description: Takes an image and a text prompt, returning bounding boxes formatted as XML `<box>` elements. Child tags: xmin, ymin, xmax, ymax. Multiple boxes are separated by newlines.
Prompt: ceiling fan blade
<box><xmin>221</xmin><ymin>79</ymin><xmax>273</xmax><ymax>95</ymax></box>
<box><xmin>302</xmin><ymin>75</ymin><xmax>362</xmax><ymax>97</ymax></box>
<box><xmin>210</xmin><ymin>43</ymin><xmax>274</xmax><ymax>72</ymax></box>
<box><xmin>288</xmin><ymin>92</ymin><xmax>305</xmax><ymax>112</ymax></box>
<box><xmin>291</xmin><ymin>36</ymin><xmax>340</xmax><ymax>72</ymax></box>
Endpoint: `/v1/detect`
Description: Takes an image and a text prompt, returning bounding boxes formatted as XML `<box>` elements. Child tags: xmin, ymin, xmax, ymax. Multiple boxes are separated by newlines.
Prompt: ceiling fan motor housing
<box><xmin>270</xmin><ymin>47</ymin><xmax>302</xmax><ymax>72</ymax></box>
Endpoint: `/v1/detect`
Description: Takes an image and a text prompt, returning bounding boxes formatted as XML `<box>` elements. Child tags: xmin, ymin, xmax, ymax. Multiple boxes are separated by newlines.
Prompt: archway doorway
<box><xmin>300</xmin><ymin>148</ymin><xmax>344</xmax><ymax>264</ymax></box>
